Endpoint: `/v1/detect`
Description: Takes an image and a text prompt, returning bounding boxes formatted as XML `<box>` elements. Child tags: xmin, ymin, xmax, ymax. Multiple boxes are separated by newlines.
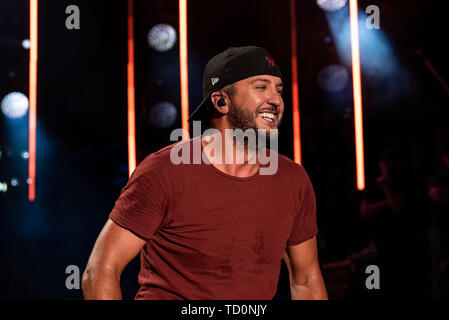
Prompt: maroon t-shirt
<box><xmin>109</xmin><ymin>136</ymin><xmax>318</xmax><ymax>300</ymax></box>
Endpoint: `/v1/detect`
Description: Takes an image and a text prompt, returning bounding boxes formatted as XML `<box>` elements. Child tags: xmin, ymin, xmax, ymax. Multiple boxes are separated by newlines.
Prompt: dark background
<box><xmin>0</xmin><ymin>0</ymin><xmax>448</xmax><ymax>299</ymax></box>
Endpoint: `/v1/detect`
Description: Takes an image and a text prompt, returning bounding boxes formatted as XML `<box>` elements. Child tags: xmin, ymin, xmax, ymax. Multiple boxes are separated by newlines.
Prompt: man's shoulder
<box><xmin>137</xmin><ymin>137</ymin><xmax>197</xmax><ymax>171</ymax></box>
<box><xmin>146</xmin><ymin>140</ymin><xmax>182</xmax><ymax>159</ymax></box>
<box><xmin>135</xmin><ymin>140</ymin><xmax>182</xmax><ymax>171</ymax></box>
<box><xmin>274</xmin><ymin>151</ymin><xmax>310</xmax><ymax>181</ymax></box>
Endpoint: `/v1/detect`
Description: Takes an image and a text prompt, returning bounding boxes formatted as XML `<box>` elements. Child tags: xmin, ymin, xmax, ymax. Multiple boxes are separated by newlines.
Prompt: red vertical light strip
<box><xmin>28</xmin><ymin>0</ymin><xmax>38</xmax><ymax>202</ymax></box>
<box><xmin>290</xmin><ymin>0</ymin><xmax>302</xmax><ymax>165</ymax></box>
<box><xmin>179</xmin><ymin>0</ymin><xmax>190</xmax><ymax>140</ymax></box>
<box><xmin>127</xmin><ymin>0</ymin><xmax>136</xmax><ymax>176</ymax></box>
<box><xmin>349</xmin><ymin>0</ymin><xmax>366</xmax><ymax>190</ymax></box>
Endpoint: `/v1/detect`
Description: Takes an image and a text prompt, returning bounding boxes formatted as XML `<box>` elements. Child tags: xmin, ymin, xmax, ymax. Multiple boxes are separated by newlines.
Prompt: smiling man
<box><xmin>82</xmin><ymin>46</ymin><xmax>328</xmax><ymax>300</ymax></box>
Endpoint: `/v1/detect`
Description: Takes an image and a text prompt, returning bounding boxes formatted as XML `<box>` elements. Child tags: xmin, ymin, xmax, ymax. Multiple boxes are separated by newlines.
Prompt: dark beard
<box><xmin>226</xmin><ymin>98</ymin><xmax>280</xmax><ymax>152</ymax></box>
<box><xmin>226</xmin><ymin>97</ymin><xmax>257</xmax><ymax>132</ymax></box>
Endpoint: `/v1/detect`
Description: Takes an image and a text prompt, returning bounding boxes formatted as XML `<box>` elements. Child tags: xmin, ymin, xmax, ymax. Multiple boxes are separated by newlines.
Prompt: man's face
<box><xmin>226</xmin><ymin>75</ymin><xmax>284</xmax><ymax>135</ymax></box>
<box><xmin>379</xmin><ymin>160</ymin><xmax>391</xmax><ymax>177</ymax></box>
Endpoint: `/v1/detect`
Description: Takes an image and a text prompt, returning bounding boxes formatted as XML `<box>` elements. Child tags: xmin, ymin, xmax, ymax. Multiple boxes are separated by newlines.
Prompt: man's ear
<box><xmin>210</xmin><ymin>92</ymin><xmax>229</xmax><ymax>115</ymax></box>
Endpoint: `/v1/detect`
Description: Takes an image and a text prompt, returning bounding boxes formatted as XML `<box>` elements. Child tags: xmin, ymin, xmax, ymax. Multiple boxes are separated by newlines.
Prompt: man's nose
<box><xmin>266</xmin><ymin>88</ymin><xmax>282</xmax><ymax>110</ymax></box>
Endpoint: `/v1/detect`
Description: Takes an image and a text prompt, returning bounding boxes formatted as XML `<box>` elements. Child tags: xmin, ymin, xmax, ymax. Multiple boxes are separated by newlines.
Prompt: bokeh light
<box><xmin>317</xmin><ymin>0</ymin><xmax>348</xmax><ymax>12</ymax></box>
<box><xmin>22</xmin><ymin>39</ymin><xmax>30</xmax><ymax>49</ymax></box>
<box><xmin>1</xmin><ymin>92</ymin><xmax>29</xmax><ymax>119</ymax></box>
<box><xmin>318</xmin><ymin>64</ymin><xmax>350</xmax><ymax>92</ymax></box>
<box><xmin>0</xmin><ymin>182</ymin><xmax>7</xmax><ymax>193</ymax></box>
<box><xmin>147</xmin><ymin>24</ymin><xmax>177</xmax><ymax>52</ymax></box>
<box><xmin>149</xmin><ymin>101</ymin><xmax>177</xmax><ymax>128</ymax></box>
<box><xmin>10</xmin><ymin>178</ymin><xmax>19</xmax><ymax>187</ymax></box>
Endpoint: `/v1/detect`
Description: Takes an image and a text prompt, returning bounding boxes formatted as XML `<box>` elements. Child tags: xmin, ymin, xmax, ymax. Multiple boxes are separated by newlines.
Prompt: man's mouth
<box><xmin>259</xmin><ymin>112</ymin><xmax>277</xmax><ymax>125</ymax></box>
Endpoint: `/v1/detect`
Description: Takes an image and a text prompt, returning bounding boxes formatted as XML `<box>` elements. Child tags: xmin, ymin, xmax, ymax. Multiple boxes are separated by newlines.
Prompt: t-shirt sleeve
<box><xmin>287</xmin><ymin>167</ymin><xmax>318</xmax><ymax>246</ymax></box>
<box><xmin>109</xmin><ymin>154</ymin><xmax>169</xmax><ymax>241</ymax></box>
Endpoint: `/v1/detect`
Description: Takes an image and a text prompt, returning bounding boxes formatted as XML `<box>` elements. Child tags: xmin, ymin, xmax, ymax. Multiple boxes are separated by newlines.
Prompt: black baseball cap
<box><xmin>188</xmin><ymin>46</ymin><xmax>283</xmax><ymax>123</ymax></box>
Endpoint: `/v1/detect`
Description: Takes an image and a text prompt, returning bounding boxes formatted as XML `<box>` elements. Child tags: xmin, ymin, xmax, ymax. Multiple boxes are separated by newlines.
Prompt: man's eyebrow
<box><xmin>250</xmin><ymin>78</ymin><xmax>284</xmax><ymax>87</ymax></box>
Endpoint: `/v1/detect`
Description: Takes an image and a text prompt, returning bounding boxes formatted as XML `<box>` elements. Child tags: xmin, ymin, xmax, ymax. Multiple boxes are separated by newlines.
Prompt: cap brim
<box><xmin>188</xmin><ymin>93</ymin><xmax>212</xmax><ymax>123</ymax></box>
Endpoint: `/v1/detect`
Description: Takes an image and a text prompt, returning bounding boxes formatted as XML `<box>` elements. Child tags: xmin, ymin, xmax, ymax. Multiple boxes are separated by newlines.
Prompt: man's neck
<box><xmin>201</xmin><ymin>131</ymin><xmax>260</xmax><ymax>178</ymax></box>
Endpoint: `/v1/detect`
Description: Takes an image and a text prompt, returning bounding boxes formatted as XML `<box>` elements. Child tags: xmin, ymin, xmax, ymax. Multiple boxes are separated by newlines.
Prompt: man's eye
<box><xmin>278</xmin><ymin>90</ymin><xmax>283</xmax><ymax>95</ymax></box>
<box><xmin>256</xmin><ymin>86</ymin><xmax>266</xmax><ymax>90</ymax></box>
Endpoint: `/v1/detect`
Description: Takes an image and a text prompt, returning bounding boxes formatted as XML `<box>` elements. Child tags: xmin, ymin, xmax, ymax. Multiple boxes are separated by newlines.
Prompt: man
<box><xmin>359</xmin><ymin>149</ymin><xmax>408</xmax><ymax>298</ymax></box>
<box><xmin>82</xmin><ymin>46</ymin><xmax>328</xmax><ymax>300</ymax></box>
<box><xmin>428</xmin><ymin>144</ymin><xmax>449</xmax><ymax>298</ymax></box>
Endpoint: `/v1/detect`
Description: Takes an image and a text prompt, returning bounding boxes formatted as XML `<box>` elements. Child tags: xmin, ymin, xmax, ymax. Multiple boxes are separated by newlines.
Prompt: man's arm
<box><xmin>360</xmin><ymin>198</ymin><xmax>389</xmax><ymax>219</ymax></box>
<box><xmin>82</xmin><ymin>218</ymin><xmax>146</xmax><ymax>300</ymax></box>
<box><xmin>283</xmin><ymin>236</ymin><xmax>328</xmax><ymax>300</ymax></box>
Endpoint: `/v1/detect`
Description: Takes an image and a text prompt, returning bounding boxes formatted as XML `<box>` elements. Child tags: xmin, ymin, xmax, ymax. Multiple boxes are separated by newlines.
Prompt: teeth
<box><xmin>260</xmin><ymin>112</ymin><xmax>276</xmax><ymax>120</ymax></box>
<box><xmin>263</xmin><ymin>117</ymin><xmax>273</xmax><ymax>123</ymax></box>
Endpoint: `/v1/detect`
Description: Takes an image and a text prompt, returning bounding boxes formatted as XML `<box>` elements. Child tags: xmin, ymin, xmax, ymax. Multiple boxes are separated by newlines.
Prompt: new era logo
<box><xmin>211</xmin><ymin>78</ymin><xmax>219</xmax><ymax>86</ymax></box>
<box><xmin>265</xmin><ymin>56</ymin><xmax>275</xmax><ymax>67</ymax></box>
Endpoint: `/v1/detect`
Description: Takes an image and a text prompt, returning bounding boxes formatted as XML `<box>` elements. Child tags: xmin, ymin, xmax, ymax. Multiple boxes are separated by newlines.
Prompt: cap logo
<box><xmin>265</xmin><ymin>56</ymin><xmax>275</xmax><ymax>67</ymax></box>
<box><xmin>211</xmin><ymin>77</ymin><xmax>220</xmax><ymax>86</ymax></box>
